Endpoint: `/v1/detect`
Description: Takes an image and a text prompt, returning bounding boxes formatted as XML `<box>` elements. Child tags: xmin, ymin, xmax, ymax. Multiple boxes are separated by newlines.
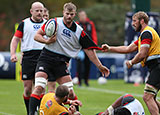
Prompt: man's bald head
<box><xmin>31</xmin><ymin>2</ymin><xmax>44</xmax><ymax>10</ymax></box>
<box><xmin>30</xmin><ymin>2</ymin><xmax>44</xmax><ymax>22</ymax></box>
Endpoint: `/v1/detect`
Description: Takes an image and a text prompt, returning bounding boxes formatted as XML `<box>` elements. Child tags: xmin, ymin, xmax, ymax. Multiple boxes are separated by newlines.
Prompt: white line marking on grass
<box><xmin>0</xmin><ymin>112</ymin><xmax>15</xmax><ymax>115</ymax></box>
<box><xmin>78</xmin><ymin>87</ymin><xmax>160</xmax><ymax>99</ymax></box>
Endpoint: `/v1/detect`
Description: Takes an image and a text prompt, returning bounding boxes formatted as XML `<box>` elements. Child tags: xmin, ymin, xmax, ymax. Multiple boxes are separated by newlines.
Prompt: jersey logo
<box><xmin>45</xmin><ymin>100</ymin><xmax>52</xmax><ymax>109</ymax></box>
<box><xmin>33</xmin><ymin>25</ymin><xmax>41</xmax><ymax>30</ymax></box>
<box><xmin>62</xmin><ymin>29</ymin><xmax>71</xmax><ymax>38</ymax></box>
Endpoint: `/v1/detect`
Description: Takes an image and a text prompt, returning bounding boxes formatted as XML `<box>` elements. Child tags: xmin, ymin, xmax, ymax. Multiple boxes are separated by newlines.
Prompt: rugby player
<box><xmin>43</xmin><ymin>7</ymin><xmax>49</xmax><ymax>20</ymax></box>
<box><xmin>29</xmin><ymin>2</ymin><xmax>110</xmax><ymax>115</ymax></box>
<box><xmin>42</xmin><ymin>7</ymin><xmax>57</xmax><ymax>93</ymax></box>
<box><xmin>102</xmin><ymin>11</ymin><xmax>160</xmax><ymax>115</ymax></box>
<box><xmin>10</xmin><ymin>2</ymin><xmax>46</xmax><ymax>115</ymax></box>
<box><xmin>96</xmin><ymin>94</ymin><xmax>145</xmax><ymax>115</ymax></box>
<box><xmin>40</xmin><ymin>85</ymin><xmax>82</xmax><ymax>115</ymax></box>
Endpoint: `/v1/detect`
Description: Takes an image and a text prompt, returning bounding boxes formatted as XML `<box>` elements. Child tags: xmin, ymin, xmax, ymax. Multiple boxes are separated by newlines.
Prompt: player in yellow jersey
<box><xmin>40</xmin><ymin>85</ymin><xmax>82</xmax><ymax>115</ymax></box>
<box><xmin>101</xmin><ymin>11</ymin><xmax>160</xmax><ymax>115</ymax></box>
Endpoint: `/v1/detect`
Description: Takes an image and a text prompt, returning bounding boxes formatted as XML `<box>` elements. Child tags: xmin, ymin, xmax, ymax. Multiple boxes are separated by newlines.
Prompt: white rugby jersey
<box><xmin>41</xmin><ymin>17</ymin><xmax>101</xmax><ymax>58</ymax></box>
<box><xmin>124</xmin><ymin>99</ymin><xmax>145</xmax><ymax>115</ymax></box>
<box><xmin>14</xmin><ymin>18</ymin><xmax>46</xmax><ymax>52</ymax></box>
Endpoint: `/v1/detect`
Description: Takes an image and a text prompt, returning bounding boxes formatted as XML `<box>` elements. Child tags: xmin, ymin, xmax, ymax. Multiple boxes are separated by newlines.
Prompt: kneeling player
<box><xmin>96</xmin><ymin>94</ymin><xmax>145</xmax><ymax>115</ymax></box>
<box><xmin>40</xmin><ymin>85</ymin><xmax>82</xmax><ymax>115</ymax></box>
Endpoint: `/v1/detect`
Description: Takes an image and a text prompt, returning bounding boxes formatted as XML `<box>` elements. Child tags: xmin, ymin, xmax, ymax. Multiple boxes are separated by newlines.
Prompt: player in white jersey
<box><xmin>29</xmin><ymin>2</ymin><xmax>110</xmax><ymax>115</ymax></box>
<box><xmin>10</xmin><ymin>2</ymin><xmax>48</xmax><ymax>115</ymax></box>
<box><xmin>96</xmin><ymin>94</ymin><xmax>145</xmax><ymax>115</ymax></box>
<box><xmin>42</xmin><ymin>7</ymin><xmax>57</xmax><ymax>93</ymax></box>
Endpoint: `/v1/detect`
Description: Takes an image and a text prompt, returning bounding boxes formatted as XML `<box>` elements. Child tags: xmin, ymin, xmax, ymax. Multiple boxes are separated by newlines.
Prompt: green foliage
<box><xmin>77</xmin><ymin>3</ymin><xmax>130</xmax><ymax>46</ymax></box>
<box><xmin>0</xmin><ymin>0</ymin><xmax>160</xmax><ymax>50</ymax></box>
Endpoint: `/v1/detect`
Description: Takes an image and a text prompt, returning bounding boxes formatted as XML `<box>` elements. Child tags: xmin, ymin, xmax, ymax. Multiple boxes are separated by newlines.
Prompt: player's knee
<box><xmin>62</xmin><ymin>81</ymin><xmax>73</xmax><ymax>90</ymax></box>
<box><xmin>48</xmin><ymin>82</ymin><xmax>56</xmax><ymax>91</ymax></box>
<box><xmin>35</xmin><ymin>77</ymin><xmax>47</xmax><ymax>89</ymax></box>
<box><xmin>143</xmin><ymin>94</ymin><xmax>149</xmax><ymax>102</ymax></box>
<box><xmin>24</xmin><ymin>87</ymin><xmax>32</xmax><ymax>96</ymax></box>
<box><xmin>143</xmin><ymin>92</ymin><xmax>155</xmax><ymax>102</ymax></box>
<box><xmin>24</xmin><ymin>84</ymin><xmax>32</xmax><ymax>95</ymax></box>
<box><xmin>144</xmin><ymin>84</ymin><xmax>158</xmax><ymax>95</ymax></box>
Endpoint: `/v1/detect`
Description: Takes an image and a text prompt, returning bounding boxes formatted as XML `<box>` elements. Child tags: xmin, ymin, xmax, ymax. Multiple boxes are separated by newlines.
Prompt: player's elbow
<box><xmin>139</xmin><ymin>53</ymin><xmax>147</xmax><ymax>59</ymax></box>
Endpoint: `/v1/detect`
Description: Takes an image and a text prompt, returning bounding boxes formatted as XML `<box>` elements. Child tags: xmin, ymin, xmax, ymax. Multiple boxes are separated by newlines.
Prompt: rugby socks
<box><xmin>96</xmin><ymin>112</ymin><xmax>104</xmax><ymax>115</ymax></box>
<box><xmin>23</xmin><ymin>95</ymin><xmax>30</xmax><ymax>115</ymax></box>
<box><xmin>29</xmin><ymin>94</ymin><xmax>41</xmax><ymax>115</ymax></box>
<box><xmin>40</xmin><ymin>94</ymin><xmax>44</xmax><ymax>101</ymax></box>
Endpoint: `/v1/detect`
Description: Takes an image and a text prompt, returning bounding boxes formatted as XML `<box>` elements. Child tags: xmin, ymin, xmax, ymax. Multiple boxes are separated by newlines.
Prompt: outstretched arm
<box><xmin>101</xmin><ymin>43</ymin><xmax>138</xmax><ymax>54</ymax></box>
<box><xmin>84</xmin><ymin>49</ymin><xmax>110</xmax><ymax>77</ymax></box>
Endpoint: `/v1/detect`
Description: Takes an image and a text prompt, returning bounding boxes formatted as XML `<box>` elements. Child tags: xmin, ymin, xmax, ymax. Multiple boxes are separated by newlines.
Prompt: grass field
<box><xmin>0</xmin><ymin>79</ymin><xmax>157</xmax><ymax>115</ymax></box>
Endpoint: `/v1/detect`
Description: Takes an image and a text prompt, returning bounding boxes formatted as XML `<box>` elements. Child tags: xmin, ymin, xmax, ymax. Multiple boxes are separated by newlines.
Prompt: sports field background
<box><xmin>0</xmin><ymin>79</ymin><xmax>156</xmax><ymax>115</ymax></box>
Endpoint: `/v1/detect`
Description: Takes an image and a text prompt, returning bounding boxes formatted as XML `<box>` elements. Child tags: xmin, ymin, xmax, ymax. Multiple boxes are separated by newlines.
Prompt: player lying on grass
<box><xmin>40</xmin><ymin>85</ymin><xmax>82</xmax><ymax>115</ymax></box>
<box><xmin>96</xmin><ymin>94</ymin><xmax>145</xmax><ymax>115</ymax></box>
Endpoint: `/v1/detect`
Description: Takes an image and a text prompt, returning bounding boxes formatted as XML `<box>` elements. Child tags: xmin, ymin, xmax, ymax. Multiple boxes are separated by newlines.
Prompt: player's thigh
<box><xmin>47</xmin><ymin>81</ymin><xmax>56</xmax><ymax>92</ymax></box>
<box><xmin>146</xmin><ymin>64</ymin><xmax>160</xmax><ymax>90</ymax></box>
<box><xmin>57</xmin><ymin>75</ymin><xmax>72</xmax><ymax>85</ymax></box>
<box><xmin>35</xmin><ymin>71</ymin><xmax>48</xmax><ymax>79</ymax></box>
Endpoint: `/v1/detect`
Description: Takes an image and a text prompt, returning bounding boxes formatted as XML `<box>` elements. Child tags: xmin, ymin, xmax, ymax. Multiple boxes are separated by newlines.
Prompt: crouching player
<box><xmin>96</xmin><ymin>94</ymin><xmax>145</xmax><ymax>115</ymax></box>
<box><xmin>40</xmin><ymin>85</ymin><xmax>82</xmax><ymax>115</ymax></box>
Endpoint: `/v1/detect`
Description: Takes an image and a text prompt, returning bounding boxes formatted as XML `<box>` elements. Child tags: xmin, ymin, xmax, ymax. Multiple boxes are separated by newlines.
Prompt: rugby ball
<box><xmin>98</xmin><ymin>77</ymin><xmax>107</xmax><ymax>85</ymax></box>
<box><xmin>45</xmin><ymin>19</ymin><xmax>57</xmax><ymax>37</ymax></box>
<box><xmin>72</xmin><ymin>77</ymin><xmax>79</xmax><ymax>85</ymax></box>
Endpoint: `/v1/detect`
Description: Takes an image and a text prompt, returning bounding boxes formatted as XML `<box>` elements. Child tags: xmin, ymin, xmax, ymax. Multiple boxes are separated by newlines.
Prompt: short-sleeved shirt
<box><xmin>40</xmin><ymin>93</ymin><xmax>69</xmax><ymax>115</ymax></box>
<box><xmin>122</xmin><ymin>94</ymin><xmax>145</xmax><ymax>115</ymax></box>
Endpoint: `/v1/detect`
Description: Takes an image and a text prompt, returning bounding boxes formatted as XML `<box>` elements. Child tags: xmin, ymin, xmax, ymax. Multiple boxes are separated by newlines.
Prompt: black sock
<box><xmin>23</xmin><ymin>95</ymin><xmax>30</xmax><ymax>115</ymax></box>
<box><xmin>29</xmin><ymin>94</ymin><xmax>40</xmax><ymax>115</ymax></box>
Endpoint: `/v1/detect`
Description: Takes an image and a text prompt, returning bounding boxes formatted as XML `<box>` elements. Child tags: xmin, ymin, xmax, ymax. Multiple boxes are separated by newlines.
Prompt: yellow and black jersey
<box><xmin>40</xmin><ymin>93</ymin><xmax>69</xmax><ymax>115</ymax></box>
<box><xmin>134</xmin><ymin>26</ymin><xmax>160</xmax><ymax>66</ymax></box>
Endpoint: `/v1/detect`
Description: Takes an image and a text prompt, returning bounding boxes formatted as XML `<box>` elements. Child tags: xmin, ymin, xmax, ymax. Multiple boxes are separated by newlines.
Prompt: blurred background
<box><xmin>0</xmin><ymin>0</ymin><xmax>159</xmax><ymax>51</ymax></box>
<box><xmin>0</xmin><ymin>0</ymin><xmax>160</xmax><ymax>82</ymax></box>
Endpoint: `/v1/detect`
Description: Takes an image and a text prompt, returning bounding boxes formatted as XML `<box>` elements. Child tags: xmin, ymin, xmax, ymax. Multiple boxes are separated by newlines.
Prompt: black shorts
<box><xmin>146</xmin><ymin>63</ymin><xmax>160</xmax><ymax>89</ymax></box>
<box><xmin>22</xmin><ymin>50</ymin><xmax>41</xmax><ymax>80</ymax></box>
<box><xmin>35</xmin><ymin>48</ymin><xmax>70</xmax><ymax>81</ymax></box>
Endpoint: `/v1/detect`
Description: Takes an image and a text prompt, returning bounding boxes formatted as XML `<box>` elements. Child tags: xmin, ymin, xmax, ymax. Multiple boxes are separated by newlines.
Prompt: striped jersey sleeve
<box><xmin>14</xmin><ymin>21</ymin><xmax>24</xmax><ymax>38</ymax></box>
<box><xmin>141</xmin><ymin>31</ymin><xmax>152</xmax><ymax>45</ymax></box>
<box><xmin>79</xmin><ymin>30</ymin><xmax>102</xmax><ymax>50</ymax></box>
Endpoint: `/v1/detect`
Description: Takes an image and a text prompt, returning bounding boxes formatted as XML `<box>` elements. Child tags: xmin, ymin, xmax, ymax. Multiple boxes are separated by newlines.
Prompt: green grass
<box><xmin>0</xmin><ymin>79</ymin><xmax>157</xmax><ymax>115</ymax></box>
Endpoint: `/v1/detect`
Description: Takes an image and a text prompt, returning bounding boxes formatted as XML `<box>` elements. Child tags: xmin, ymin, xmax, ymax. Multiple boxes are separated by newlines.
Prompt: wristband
<box><xmin>108</xmin><ymin>46</ymin><xmax>110</xmax><ymax>51</ymax></box>
<box><xmin>107</xmin><ymin>105</ymin><xmax>114</xmax><ymax>115</ymax></box>
<box><xmin>128</xmin><ymin>60</ymin><xmax>133</xmax><ymax>66</ymax></box>
<box><xmin>70</xmin><ymin>100</ymin><xmax>73</xmax><ymax>104</ymax></box>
